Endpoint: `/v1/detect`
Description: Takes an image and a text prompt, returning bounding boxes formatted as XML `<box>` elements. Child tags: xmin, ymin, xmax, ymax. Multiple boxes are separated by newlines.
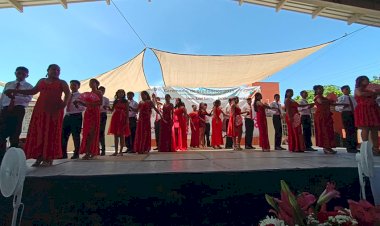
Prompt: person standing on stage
<box><xmin>298</xmin><ymin>90</ymin><xmax>317</xmax><ymax>151</ymax></box>
<box><xmin>336</xmin><ymin>85</ymin><xmax>358</xmax><ymax>153</ymax></box>
<box><xmin>227</xmin><ymin>97</ymin><xmax>243</xmax><ymax>150</ymax></box>
<box><xmin>98</xmin><ymin>86</ymin><xmax>109</xmax><ymax>156</ymax></box>
<box><xmin>173</xmin><ymin>98</ymin><xmax>188</xmax><ymax>151</ymax></box>
<box><xmin>188</xmin><ymin>104</ymin><xmax>200</xmax><ymax>148</ymax></box>
<box><xmin>242</xmin><ymin>97</ymin><xmax>255</xmax><ymax>149</ymax></box>
<box><xmin>270</xmin><ymin>94</ymin><xmax>286</xmax><ymax>150</ymax></box>
<box><xmin>204</xmin><ymin>103</ymin><xmax>211</xmax><ymax>147</ymax></box>
<box><xmin>224</xmin><ymin>98</ymin><xmax>234</xmax><ymax>149</ymax></box>
<box><xmin>61</xmin><ymin>80</ymin><xmax>85</xmax><ymax>159</ymax></box>
<box><xmin>125</xmin><ymin>91</ymin><xmax>138</xmax><ymax>153</ymax></box>
<box><xmin>254</xmin><ymin>93</ymin><xmax>272</xmax><ymax>152</ymax></box>
<box><xmin>211</xmin><ymin>100</ymin><xmax>225</xmax><ymax>149</ymax></box>
<box><xmin>0</xmin><ymin>66</ymin><xmax>33</xmax><ymax>163</ymax></box>
<box><xmin>199</xmin><ymin>102</ymin><xmax>211</xmax><ymax>149</ymax></box>
<box><xmin>159</xmin><ymin>94</ymin><xmax>175</xmax><ymax>152</ymax></box>
<box><xmin>153</xmin><ymin>96</ymin><xmax>163</xmax><ymax>150</ymax></box>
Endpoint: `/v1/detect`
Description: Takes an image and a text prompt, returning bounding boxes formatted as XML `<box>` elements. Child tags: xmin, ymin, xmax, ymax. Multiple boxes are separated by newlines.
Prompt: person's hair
<box><xmin>246</xmin><ymin>97</ymin><xmax>252</xmax><ymax>101</ymax></box>
<box><xmin>274</xmin><ymin>94</ymin><xmax>280</xmax><ymax>99</ymax></box>
<box><xmin>165</xmin><ymin>94</ymin><xmax>171</xmax><ymax>99</ymax></box>
<box><xmin>214</xmin><ymin>99</ymin><xmax>221</xmax><ymax>106</ymax></box>
<box><xmin>70</xmin><ymin>80</ymin><xmax>81</xmax><ymax>87</ymax></box>
<box><xmin>15</xmin><ymin>66</ymin><xmax>29</xmax><ymax>74</ymax></box>
<box><xmin>98</xmin><ymin>86</ymin><xmax>105</xmax><ymax>91</ymax></box>
<box><xmin>127</xmin><ymin>91</ymin><xmax>135</xmax><ymax>97</ymax></box>
<box><xmin>114</xmin><ymin>89</ymin><xmax>127</xmax><ymax>103</ymax></box>
<box><xmin>313</xmin><ymin>85</ymin><xmax>323</xmax><ymax>96</ymax></box>
<box><xmin>141</xmin><ymin>91</ymin><xmax>151</xmax><ymax>101</ymax></box>
<box><xmin>175</xmin><ymin>98</ymin><xmax>184</xmax><ymax>108</ymax></box>
<box><xmin>253</xmin><ymin>93</ymin><xmax>262</xmax><ymax>112</ymax></box>
<box><xmin>284</xmin><ymin>89</ymin><xmax>293</xmax><ymax>99</ymax></box>
<box><xmin>199</xmin><ymin>102</ymin><xmax>205</xmax><ymax>111</ymax></box>
<box><xmin>46</xmin><ymin>64</ymin><xmax>60</xmax><ymax>77</ymax></box>
<box><xmin>355</xmin><ymin>76</ymin><xmax>369</xmax><ymax>88</ymax></box>
<box><xmin>228</xmin><ymin>97</ymin><xmax>234</xmax><ymax>103</ymax></box>
<box><xmin>340</xmin><ymin>85</ymin><xmax>350</xmax><ymax>91</ymax></box>
<box><xmin>89</xmin><ymin>78</ymin><xmax>100</xmax><ymax>89</ymax></box>
<box><xmin>235</xmin><ymin>96</ymin><xmax>239</xmax><ymax>103</ymax></box>
<box><xmin>300</xmin><ymin>90</ymin><xmax>307</xmax><ymax>96</ymax></box>
<box><xmin>191</xmin><ymin>104</ymin><xmax>197</xmax><ymax>109</ymax></box>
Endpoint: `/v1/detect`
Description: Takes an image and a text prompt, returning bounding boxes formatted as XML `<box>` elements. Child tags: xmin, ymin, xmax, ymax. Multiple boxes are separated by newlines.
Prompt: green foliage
<box><xmin>294</xmin><ymin>85</ymin><xmax>343</xmax><ymax>103</ymax></box>
<box><xmin>371</xmin><ymin>76</ymin><xmax>380</xmax><ymax>84</ymax></box>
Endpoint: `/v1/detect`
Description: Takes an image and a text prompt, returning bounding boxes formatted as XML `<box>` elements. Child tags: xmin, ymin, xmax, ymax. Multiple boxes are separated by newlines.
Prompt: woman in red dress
<box><xmin>188</xmin><ymin>104</ymin><xmax>200</xmax><ymax>148</ymax></box>
<box><xmin>211</xmin><ymin>100</ymin><xmax>225</xmax><ymax>149</ymax></box>
<box><xmin>173</xmin><ymin>98</ymin><xmax>188</xmax><ymax>151</ymax></box>
<box><xmin>159</xmin><ymin>94</ymin><xmax>175</xmax><ymax>152</ymax></box>
<box><xmin>284</xmin><ymin>89</ymin><xmax>309</xmax><ymax>152</ymax></box>
<box><xmin>354</xmin><ymin>76</ymin><xmax>380</xmax><ymax>155</ymax></box>
<box><xmin>6</xmin><ymin>64</ymin><xmax>70</xmax><ymax>166</ymax></box>
<box><xmin>254</xmin><ymin>93</ymin><xmax>271</xmax><ymax>152</ymax></box>
<box><xmin>227</xmin><ymin>97</ymin><xmax>243</xmax><ymax>150</ymax></box>
<box><xmin>75</xmin><ymin>79</ymin><xmax>102</xmax><ymax>160</ymax></box>
<box><xmin>198</xmin><ymin>103</ymin><xmax>211</xmax><ymax>148</ymax></box>
<box><xmin>108</xmin><ymin>89</ymin><xmax>130</xmax><ymax>156</ymax></box>
<box><xmin>134</xmin><ymin>91</ymin><xmax>163</xmax><ymax>154</ymax></box>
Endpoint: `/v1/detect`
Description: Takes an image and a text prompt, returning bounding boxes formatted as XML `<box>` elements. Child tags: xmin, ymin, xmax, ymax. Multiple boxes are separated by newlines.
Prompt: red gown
<box><xmin>354</xmin><ymin>92</ymin><xmax>380</xmax><ymax>127</ymax></box>
<box><xmin>256</xmin><ymin>105</ymin><xmax>270</xmax><ymax>150</ymax></box>
<box><xmin>314</xmin><ymin>95</ymin><xmax>336</xmax><ymax>148</ymax></box>
<box><xmin>108</xmin><ymin>101</ymin><xmax>131</xmax><ymax>136</ymax></box>
<box><xmin>134</xmin><ymin>101</ymin><xmax>152</xmax><ymax>154</ymax></box>
<box><xmin>227</xmin><ymin>106</ymin><xmax>243</xmax><ymax>137</ymax></box>
<box><xmin>159</xmin><ymin>103</ymin><xmax>175</xmax><ymax>152</ymax></box>
<box><xmin>80</xmin><ymin>92</ymin><xmax>101</xmax><ymax>156</ymax></box>
<box><xmin>285</xmin><ymin>100</ymin><xmax>305</xmax><ymax>152</ymax></box>
<box><xmin>25</xmin><ymin>79</ymin><xmax>64</xmax><ymax>160</ymax></box>
<box><xmin>188</xmin><ymin>111</ymin><xmax>200</xmax><ymax>147</ymax></box>
<box><xmin>173</xmin><ymin>107</ymin><xmax>187</xmax><ymax>151</ymax></box>
<box><xmin>212</xmin><ymin>107</ymin><xmax>224</xmax><ymax>146</ymax></box>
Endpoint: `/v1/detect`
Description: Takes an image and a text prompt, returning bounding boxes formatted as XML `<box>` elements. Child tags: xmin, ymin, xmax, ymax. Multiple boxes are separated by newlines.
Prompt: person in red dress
<box><xmin>5</xmin><ymin>64</ymin><xmax>70</xmax><ymax>166</ymax></box>
<box><xmin>159</xmin><ymin>94</ymin><xmax>175</xmax><ymax>152</ymax></box>
<box><xmin>354</xmin><ymin>76</ymin><xmax>380</xmax><ymax>155</ymax></box>
<box><xmin>198</xmin><ymin>102</ymin><xmax>211</xmax><ymax>148</ymax></box>
<box><xmin>227</xmin><ymin>97</ymin><xmax>243</xmax><ymax>150</ymax></box>
<box><xmin>134</xmin><ymin>91</ymin><xmax>163</xmax><ymax>154</ymax></box>
<box><xmin>211</xmin><ymin>100</ymin><xmax>225</xmax><ymax>149</ymax></box>
<box><xmin>173</xmin><ymin>98</ymin><xmax>188</xmax><ymax>151</ymax></box>
<box><xmin>74</xmin><ymin>79</ymin><xmax>102</xmax><ymax>160</ymax></box>
<box><xmin>108</xmin><ymin>89</ymin><xmax>130</xmax><ymax>156</ymax></box>
<box><xmin>253</xmin><ymin>93</ymin><xmax>272</xmax><ymax>152</ymax></box>
<box><xmin>284</xmin><ymin>89</ymin><xmax>311</xmax><ymax>152</ymax></box>
<box><xmin>188</xmin><ymin>104</ymin><xmax>200</xmax><ymax>148</ymax></box>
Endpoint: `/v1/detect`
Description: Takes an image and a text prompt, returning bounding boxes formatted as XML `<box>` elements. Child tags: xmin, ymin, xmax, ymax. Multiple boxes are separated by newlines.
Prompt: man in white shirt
<box><xmin>99</xmin><ymin>86</ymin><xmax>110</xmax><ymax>156</ymax></box>
<box><xmin>270</xmin><ymin>94</ymin><xmax>285</xmax><ymax>150</ymax></box>
<box><xmin>125</xmin><ymin>91</ymin><xmax>139</xmax><ymax>153</ymax></box>
<box><xmin>224</xmin><ymin>98</ymin><xmax>233</xmax><ymax>149</ymax></box>
<box><xmin>204</xmin><ymin>103</ymin><xmax>211</xmax><ymax>147</ymax></box>
<box><xmin>61</xmin><ymin>80</ymin><xmax>86</xmax><ymax>159</ymax></box>
<box><xmin>242</xmin><ymin>97</ymin><xmax>255</xmax><ymax>149</ymax></box>
<box><xmin>0</xmin><ymin>66</ymin><xmax>33</xmax><ymax>162</ymax></box>
<box><xmin>153</xmin><ymin>97</ymin><xmax>163</xmax><ymax>150</ymax></box>
<box><xmin>298</xmin><ymin>90</ymin><xmax>316</xmax><ymax>151</ymax></box>
<box><xmin>336</xmin><ymin>85</ymin><xmax>358</xmax><ymax>153</ymax></box>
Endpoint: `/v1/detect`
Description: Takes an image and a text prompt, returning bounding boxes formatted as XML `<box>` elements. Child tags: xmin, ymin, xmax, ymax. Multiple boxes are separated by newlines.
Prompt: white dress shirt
<box><xmin>242</xmin><ymin>103</ymin><xmax>254</xmax><ymax>119</ymax></box>
<box><xmin>65</xmin><ymin>91</ymin><xmax>86</xmax><ymax>115</ymax></box>
<box><xmin>224</xmin><ymin>104</ymin><xmax>231</xmax><ymax>119</ymax></box>
<box><xmin>100</xmin><ymin>96</ymin><xmax>110</xmax><ymax>113</ymax></box>
<box><xmin>0</xmin><ymin>80</ymin><xmax>33</xmax><ymax>109</ymax></box>
<box><xmin>298</xmin><ymin>98</ymin><xmax>311</xmax><ymax>116</ymax></box>
<box><xmin>269</xmin><ymin>101</ymin><xmax>282</xmax><ymax>116</ymax></box>
<box><xmin>335</xmin><ymin>94</ymin><xmax>357</xmax><ymax>112</ymax></box>
<box><xmin>128</xmin><ymin>99</ymin><xmax>139</xmax><ymax>118</ymax></box>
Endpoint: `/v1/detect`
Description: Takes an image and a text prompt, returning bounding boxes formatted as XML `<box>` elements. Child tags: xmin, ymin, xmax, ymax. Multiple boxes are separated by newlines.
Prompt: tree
<box><xmin>294</xmin><ymin>85</ymin><xmax>343</xmax><ymax>103</ymax></box>
<box><xmin>371</xmin><ymin>76</ymin><xmax>380</xmax><ymax>84</ymax></box>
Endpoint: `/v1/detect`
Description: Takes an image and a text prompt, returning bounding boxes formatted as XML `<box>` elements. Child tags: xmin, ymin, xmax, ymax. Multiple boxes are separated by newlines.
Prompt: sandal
<box><xmin>262</xmin><ymin>149</ymin><xmax>270</xmax><ymax>152</ymax></box>
<box><xmin>40</xmin><ymin>160</ymin><xmax>53</xmax><ymax>167</ymax></box>
<box><xmin>117</xmin><ymin>153</ymin><xmax>123</xmax><ymax>156</ymax></box>
<box><xmin>82</xmin><ymin>154</ymin><xmax>90</xmax><ymax>160</ymax></box>
<box><xmin>323</xmin><ymin>148</ymin><xmax>337</xmax><ymax>154</ymax></box>
<box><xmin>110</xmin><ymin>152</ymin><xmax>117</xmax><ymax>156</ymax></box>
<box><xmin>31</xmin><ymin>158</ymin><xmax>43</xmax><ymax>167</ymax></box>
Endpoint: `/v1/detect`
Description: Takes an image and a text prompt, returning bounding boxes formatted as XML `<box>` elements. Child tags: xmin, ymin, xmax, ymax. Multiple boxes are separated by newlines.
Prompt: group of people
<box><xmin>0</xmin><ymin>65</ymin><xmax>379</xmax><ymax>167</ymax></box>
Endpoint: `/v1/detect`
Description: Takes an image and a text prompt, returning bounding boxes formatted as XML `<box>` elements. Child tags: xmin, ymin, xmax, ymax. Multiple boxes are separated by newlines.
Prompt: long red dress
<box><xmin>173</xmin><ymin>107</ymin><xmax>187</xmax><ymax>151</ymax></box>
<box><xmin>354</xmin><ymin>92</ymin><xmax>380</xmax><ymax>127</ymax></box>
<box><xmin>212</xmin><ymin>107</ymin><xmax>224</xmax><ymax>146</ymax></box>
<box><xmin>188</xmin><ymin>111</ymin><xmax>200</xmax><ymax>147</ymax></box>
<box><xmin>108</xmin><ymin>100</ymin><xmax>131</xmax><ymax>136</ymax></box>
<box><xmin>159</xmin><ymin>103</ymin><xmax>175</xmax><ymax>152</ymax></box>
<box><xmin>25</xmin><ymin>79</ymin><xmax>64</xmax><ymax>160</ymax></box>
<box><xmin>285</xmin><ymin>100</ymin><xmax>305</xmax><ymax>152</ymax></box>
<box><xmin>256</xmin><ymin>104</ymin><xmax>270</xmax><ymax>150</ymax></box>
<box><xmin>134</xmin><ymin>101</ymin><xmax>152</xmax><ymax>154</ymax></box>
<box><xmin>80</xmin><ymin>92</ymin><xmax>101</xmax><ymax>156</ymax></box>
<box><xmin>227</xmin><ymin>106</ymin><xmax>243</xmax><ymax>137</ymax></box>
<box><xmin>314</xmin><ymin>95</ymin><xmax>336</xmax><ymax>148</ymax></box>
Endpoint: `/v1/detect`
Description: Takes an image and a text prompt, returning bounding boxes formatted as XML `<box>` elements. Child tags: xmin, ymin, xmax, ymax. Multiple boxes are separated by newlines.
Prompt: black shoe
<box><xmin>245</xmin><ymin>146</ymin><xmax>255</xmax><ymax>150</ymax></box>
<box><xmin>100</xmin><ymin>152</ymin><xmax>106</xmax><ymax>156</ymax></box>
<box><xmin>275</xmin><ymin>147</ymin><xmax>286</xmax><ymax>150</ymax></box>
<box><xmin>347</xmin><ymin>149</ymin><xmax>359</xmax><ymax>153</ymax></box>
<box><xmin>306</xmin><ymin>147</ymin><xmax>317</xmax><ymax>152</ymax></box>
<box><xmin>71</xmin><ymin>155</ymin><xmax>79</xmax><ymax>159</ymax></box>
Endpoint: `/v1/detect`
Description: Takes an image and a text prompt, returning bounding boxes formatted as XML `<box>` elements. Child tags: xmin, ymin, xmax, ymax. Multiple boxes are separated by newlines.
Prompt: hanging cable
<box><xmin>111</xmin><ymin>0</ymin><xmax>147</xmax><ymax>48</ymax></box>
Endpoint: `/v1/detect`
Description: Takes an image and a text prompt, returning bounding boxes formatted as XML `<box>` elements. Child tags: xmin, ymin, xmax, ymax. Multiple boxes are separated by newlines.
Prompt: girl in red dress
<box><xmin>354</xmin><ymin>76</ymin><xmax>380</xmax><ymax>155</ymax></box>
<box><xmin>6</xmin><ymin>64</ymin><xmax>70</xmax><ymax>167</ymax></box>
<box><xmin>108</xmin><ymin>89</ymin><xmax>130</xmax><ymax>156</ymax></box>
<box><xmin>188</xmin><ymin>105</ymin><xmax>200</xmax><ymax>148</ymax></box>
<box><xmin>227</xmin><ymin>97</ymin><xmax>243</xmax><ymax>150</ymax></box>
<box><xmin>254</xmin><ymin>93</ymin><xmax>271</xmax><ymax>152</ymax></box>
<box><xmin>199</xmin><ymin>103</ymin><xmax>211</xmax><ymax>148</ymax></box>
<box><xmin>75</xmin><ymin>79</ymin><xmax>102</xmax><ymax>160</ymax></box>
<box><xmin>134</xmin><ymin>91</ymin><xmax>163</xmax><ymax>154</ymax></box>
<box><xmin>159</xmin><ymin>94</ymin><xmax>175</xmax><ymax>152</ymax></box>
<box><xmin>173</xmin><ymin>98</ymin><xmax>188</xmax><ymax>151</ymax></box>
<box><xmin>211</xmin><ymin>100</ymin><xmax>225</xmax><ymax>149</ymax></box>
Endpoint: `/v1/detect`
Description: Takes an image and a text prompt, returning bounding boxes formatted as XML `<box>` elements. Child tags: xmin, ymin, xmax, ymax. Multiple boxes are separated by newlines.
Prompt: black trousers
<box><xmin>126</xmin><ymin>117</ymin><xmax>137</xmax><ymax>151</ymax></box>
<box><xmin>301</xmin><ymin>115</ymin><xmax>312</xmax><ymax>148</ymax></box>
<box><xmin>154</xmin><ymin>120</ymin><xmax>161</xmax><ymax>147</ymax></box>
<box><xmin>0</xmin><ymin>106</ymin><xmax>25</xmax><ymax>161</ymax></box>
<box><xmin>245</xmin><ymin>118</ymin><xmax>254</xmax><ymax>148</ymax></box>
<box><xmin>99</xmin><ymin>112</ymin><xmax>107</xmax><ymax>153</ymax></box>
<box><xmin>272</xmin><ymin>115</ymin><xmax>282</xmax><ymax>148</ymax></box>
<box><xmin>61</xmin><ymin>113</ymin><xmax>82</xmax><ymax>158</ymax></box>
<box><xmin>342</xmin><ymin>111</ymin><xmax>357</xmax><ymax>150</ymax></box>
<box><xmin>205</xmin><ymin>122</ymin><xmax>211</xmax><ymax>147</ymax></box>
<box><xmin>225</xmin><ymin>119</ymin><xmax>233</xmax><ymax>148</ymax></box>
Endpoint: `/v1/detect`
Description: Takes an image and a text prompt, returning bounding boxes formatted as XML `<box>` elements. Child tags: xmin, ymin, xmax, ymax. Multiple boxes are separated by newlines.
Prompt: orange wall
<box><xmin>251</xmin><ymin>82</ymin><xmax>280</xmax><ymax>104</ymax></box>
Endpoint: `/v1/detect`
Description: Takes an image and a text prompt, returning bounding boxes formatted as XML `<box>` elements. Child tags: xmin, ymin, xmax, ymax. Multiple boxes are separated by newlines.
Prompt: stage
<box><xmin>1</xmin><ymin>148</ymin><xmax>379</xmax><ymax>225</ymax></box>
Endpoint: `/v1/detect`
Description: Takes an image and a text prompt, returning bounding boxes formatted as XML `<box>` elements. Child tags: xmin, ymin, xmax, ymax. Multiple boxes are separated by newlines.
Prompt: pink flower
<box><xmin>348</xmin><ymin>199</ymin><xmax>380</xmax><ymax>226</ymax></box>
<box><xmin>297</xmin><ymin>192</ymin><xmax>316</xmax><ymax>212</ymax></box>
<box><xmin>317</xmin><ymin>182</ymin><xmax>340</xmax><ymax>209</ymax></box>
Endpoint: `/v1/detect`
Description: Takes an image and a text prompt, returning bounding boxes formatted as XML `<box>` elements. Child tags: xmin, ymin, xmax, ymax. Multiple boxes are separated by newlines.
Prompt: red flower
<box><xmin>348</xmin><ymin>200</ymin><xmax>380</xmax><ymax>226</ymax></box>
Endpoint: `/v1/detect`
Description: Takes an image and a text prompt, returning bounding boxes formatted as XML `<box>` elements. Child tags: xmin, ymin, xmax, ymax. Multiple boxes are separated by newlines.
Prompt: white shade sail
<box><xmin>152</xmin><ymin>42</ymin><xmax>330</xmax><ymax>88</ymax></box>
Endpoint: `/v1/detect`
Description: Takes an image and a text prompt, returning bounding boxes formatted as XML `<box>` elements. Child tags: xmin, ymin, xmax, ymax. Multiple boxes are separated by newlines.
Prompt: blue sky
<box><xmin>0</xmin><ymin>0</ymin><xmax>379</xmax><ymax>97</ymax></box>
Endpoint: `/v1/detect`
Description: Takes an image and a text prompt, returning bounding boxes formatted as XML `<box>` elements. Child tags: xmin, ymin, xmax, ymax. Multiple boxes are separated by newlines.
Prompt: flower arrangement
<box><xmin>259</xmin><ymin>180</ymin><xmax>380</xmax><ymax>226</ymax></box>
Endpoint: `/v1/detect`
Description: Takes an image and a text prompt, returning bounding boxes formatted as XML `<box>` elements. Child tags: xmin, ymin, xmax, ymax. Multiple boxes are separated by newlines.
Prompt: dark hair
<box><xmin>246</xmin><ymin>97</ymin><xmax>252</xmax><ymax>101</ymax></box>
<box><xmin>98</xmin><ymin>86</ymin><xmax>105</xmax><ymax>91</ymax></box>
<box><xmin>274</xmin><ymin>94</ymin><xmax>280</xmax><ymax>99</ymax></box>
<box><xmin>313</xmin><ymin>85</ymin><xmax>323</xmax><ymax>96</ymax></box>
<box><xmin>89</xmin><ymin>78</ymin><xmax>100</xmax><ymax>88</ymax></box>
<box><xmin>175</xmin><ymin>98</ymin><xmax>184</xmax><ymax>108</ymax></box>
<box><xmin>141</xmin><ymin>91</ymin><xmax>151</xmax><ymax>101</ymax></box>
<box><xmin>300</xmin><ymin>90</ymin><xmax>307</xmax><ymax>96</ymax></box>
<box><xmin>198</xmin><ymin>102</ymin><xmax>204</xmax><ymax>111</ymax></box>
<box><xmin>46</xmin><ymin>64</ymin><xmax>60</xmax><ymax>77</ymax></box>
<box><xmin>228</xmin><ymin>97</ymin><xmax>234</xmax><ymax>103</ymax></box>
<box><xmin>70</xmin><ymin>80</ymin><xmax>81</xmax><ymax>87</ymax></box>
<box><xmin>15</xmin><ymin>66</ymin><xmax>29</xmax><ymax>74</ymax></box>
<box><xmin>214</xmin><ymin>99</ymin><xmax>221</xmax><ymax>106</ymax></box>
<box><xmin>284</xmin><ymin>89</ymin><xmax>293</xmax><ymax>99</ymax></box>
<box><xmin>340</xmin><ymin>85</ymin><xmax>350</xmax><ymax>91</ymax></box>
<box><xmin>253</xmin><ymin>93</ymin><xmax>262</xmax><ymax>112</ymax></box>
<box><xmin>355</xmin><ymin>76</ymin><xmax>369</xmax><ymax>88</ymax></box>
<box><xmin>165</xmin><ymin>94</ymin><xmax>171</xmax><ymax>99</ymax></box>
<box><xmin>114</xmin><ymin>89</ymin><xmax>127</xmax><ymax>103</ymax></box>
<box><xmin>127</xmin><ymin>91</ymin><xmax>135</xmax><ymax>97</ymax></box>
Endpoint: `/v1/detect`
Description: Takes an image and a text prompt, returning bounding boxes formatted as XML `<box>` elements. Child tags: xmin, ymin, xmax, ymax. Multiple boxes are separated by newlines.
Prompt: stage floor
<box><xmin>26</xmin><ymin>147</ymin><xmax>380</xmax><ymax>177</ymax></box>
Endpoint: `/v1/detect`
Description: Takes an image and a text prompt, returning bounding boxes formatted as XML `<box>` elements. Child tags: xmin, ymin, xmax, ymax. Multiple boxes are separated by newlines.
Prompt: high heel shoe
<box><xmin>31</xmin><ymin>158</ymin><xmax>43</xmax><ymax>167</ymax></box>
<box><xmin>323</xmin><ymin>148</ymin><xmax>337</xmax><ymax>154</ymax></box>
<box><xmin>40</xmin><ymin>160</ymin><xmax>53</xmax><ymax>167</ymax></box>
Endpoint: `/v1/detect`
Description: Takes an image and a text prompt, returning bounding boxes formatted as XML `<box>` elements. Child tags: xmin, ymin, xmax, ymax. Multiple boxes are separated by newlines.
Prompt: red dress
<box><xmin>314</xmin><ymin>95</ymin><xmax>336</xmax><ymax>148</ymax></box>
<box><xmin>188</xmin><ymin>111</ymin><xmax>200</xmax><ymax>147</ymax></box>
<box><xmin>173</xmin><ymin>107</ymin><xmax>187</xmax><ymax>151</ymax></box>
<box><xmin>227</xmin><ymin>106</ymin><xmax>243</xmax><ymax>137</ymax></box>
<box><xmin>285</xmin><ymin>100</ymin><xmax>305</xmax><ymax>152</ymax></box>
<box><xmin>159</xmin><ymin>103</ymin><xmax>175</xmax><ymax>152</ymax></box>
<box><xmin>108</xmin><ymin>101</ymin><xmax>131</xmax><ymax>136</ymax></box>
<box><xmin>80</xmin><ymin>92</ymin><xmax>101</xmax><ymax>156</ymax></box>
<box><xmin>256</xmin><ymin>104</ymin><xmax>270</xmax><ymax>150</ymax></box>
<box><xmin>25</xmin><ymin>79</ymin><xmax>64</xmax><ymax>160</ymax></box>
<box><xmin>134</xmin><ymin>101</ymin><xmax>152</xmax><ymax>154</ymax></box>
<box><xmin>212</xmin><ymin>107</ymin><xmax>224</xmax><ymax>146</ymax></box>
<box><xmin>354</xmin><ymin>92</ymin><xmax>380</xmax><ymax>127</ymax></box>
